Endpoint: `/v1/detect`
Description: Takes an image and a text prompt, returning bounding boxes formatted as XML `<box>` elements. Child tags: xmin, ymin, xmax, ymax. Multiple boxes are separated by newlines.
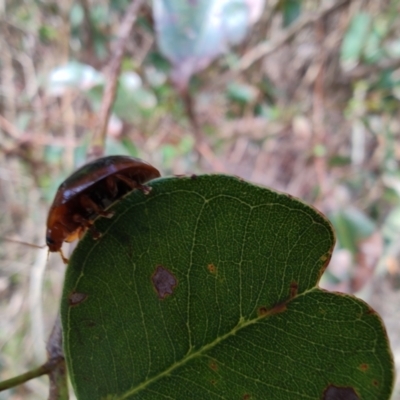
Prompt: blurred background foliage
<box><xmin>1</xmin><ymin>0</ymin><xmax>400</xmax><ymax>398</ymax></box>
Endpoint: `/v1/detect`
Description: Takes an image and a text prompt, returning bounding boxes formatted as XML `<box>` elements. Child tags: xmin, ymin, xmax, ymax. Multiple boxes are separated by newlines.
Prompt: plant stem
<box><xmin>0</xmin><ymin>364</ymin><xmax>50</xmax><ymax>392</ymax></box>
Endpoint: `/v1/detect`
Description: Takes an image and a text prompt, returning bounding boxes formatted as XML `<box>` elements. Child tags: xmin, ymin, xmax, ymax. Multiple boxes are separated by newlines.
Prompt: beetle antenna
<box><xmin>0</xmin><ymin>237</ymin><xmax>46</xmax><ymax>249</ymax></box>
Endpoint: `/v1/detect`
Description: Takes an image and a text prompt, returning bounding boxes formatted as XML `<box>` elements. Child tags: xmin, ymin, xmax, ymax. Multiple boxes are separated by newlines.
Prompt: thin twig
<box><xmin>89</xmin><ymin>0</ymin><xmax>144</xmax><ymax>159</ymax></box>
<box><xmin>0</xmin><ymin>122</ymin><xmax>78</xmax><ymax>147</ymax></box>
<box><xmin>182</xmin><ymin>90</ymin><xmax>227</xmax><ymax>172</ymax></box>
<box><xmin>345</xmin><ymin>57</ymin><xmax>400</xmax><ymax>81</ymax></box>
<box><xmin>312</xmin><ymin>19</ymin><xmax>328</xmax><ymax>204</ymax></box>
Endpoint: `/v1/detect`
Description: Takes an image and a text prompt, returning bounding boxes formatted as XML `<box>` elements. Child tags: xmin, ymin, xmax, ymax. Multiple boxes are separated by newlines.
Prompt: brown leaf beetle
<box><xmin>46</xmin><ymin>155</ymin><xmax>160</xmax><ymax>263</ymax></box>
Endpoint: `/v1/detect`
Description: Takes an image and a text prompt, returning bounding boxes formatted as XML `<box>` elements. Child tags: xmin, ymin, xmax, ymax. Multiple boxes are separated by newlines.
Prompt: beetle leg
<box><xmin>105</xmin><ymin>176</ymin><xmax>118</xmax><ymax>199</ymax></box>
<box><xmin>80</xmin><ymin>194</ymin><xmax>114</xmax><ymax>218</ymax></box>
<box><xmin>137</xmin><ymin>184</ymin><xmax>151</xmax><ymax>194</ymax></box>
<box><xmin>114</xmin><ymin>174</ymin><xmax>152</xmax><ymax>194</ymax></box>
<box><xmin>87</xmin><ymin>223</ymin><xmax>102</xmax><ymax>240</ymax></box>
<box><xmin>72</xmin><ymin>214</ymin><xmax>102</xmax><ymax>240</ymax></box>
<box><xmin>58</xmin><ymin>248</ymin><xmax>69</xmax><ymax>264</ymax></box>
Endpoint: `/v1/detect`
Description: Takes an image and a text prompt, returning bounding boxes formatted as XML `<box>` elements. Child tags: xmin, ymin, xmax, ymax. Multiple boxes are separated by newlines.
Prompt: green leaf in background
<box><xmin>61</xmin><ymin>175</ymin><xmax>393</xmax><ymax>399</ymax></box>
<box><xmin>330</xmin><ymin>208</ymin><xmax>376</xmax><ymax>256</ymax></box>
<box><xmin>340</xmin><ymin>12</ymin><xmax>372</xmax><ymax>70</ymax></box>
<box><xmin>363</xmin><ymin>17</ymin><xmax>387</xmax><ymax>64</ymax></box>
<box><xmin>46</xmin><ymin>61</ymin><xmax>104</xmax><ymax>95</ymax></box>
<box><xmin>113</xmin><ymin>72</ymin><xmax>158</xmax><ymax>121</ymax></box>
<box><xmin>153</xmin><ymin>0</ymin><xmax>264</xmax><ymax>91</ymax></box>
<box><xmin>38</xmin><ymin>24</ymin><xmax>58</xmax><ymax>42</ymax></box>
<box><xmin>226</xmin><ymin>82</ymin><xmax>259</xmax><ymax>104</ymax></box>
<box><xmin>280</xmin><ymin>0</ymin><xmax>301</xmax><ymax>27</ymax></box>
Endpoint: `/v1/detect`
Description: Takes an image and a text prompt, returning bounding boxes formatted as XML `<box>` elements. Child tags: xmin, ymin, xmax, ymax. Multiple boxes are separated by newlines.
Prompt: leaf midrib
<box><xmin>119</xmin><ymin>290</ymin><xmax>309</xmax><ymax>399</ymax></box>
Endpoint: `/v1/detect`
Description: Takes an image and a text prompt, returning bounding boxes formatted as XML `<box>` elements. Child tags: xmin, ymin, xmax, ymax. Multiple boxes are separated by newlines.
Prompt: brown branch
<box><xmin>0</xmin><ymin>113</ymin><xmax>21</xmax><ymax>140</ymax></box>
<box><xmin>89</xmin><ymin>0</ymin><xmax>144</xmax><ymax>159</ymax></box>
<box><xmin>344</xmin><ymin>57</ymin><xmax>400</xmax><ymax>81</ymax></box>
<box><xmin>80</xmin><ymin>0</ymin><xmax>95</xmax><ymax>57</ymax></box>
<box><xmin>47</xmin><ymin>315</ymin><xmax>68</xmax><ymax>400</ymax></box>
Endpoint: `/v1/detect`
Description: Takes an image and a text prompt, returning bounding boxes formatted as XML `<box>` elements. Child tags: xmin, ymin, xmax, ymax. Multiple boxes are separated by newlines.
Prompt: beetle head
<box><xmin>46</xmin><ymin>223</ymin><xmax>65</xmax><ymax>252</ymax></box>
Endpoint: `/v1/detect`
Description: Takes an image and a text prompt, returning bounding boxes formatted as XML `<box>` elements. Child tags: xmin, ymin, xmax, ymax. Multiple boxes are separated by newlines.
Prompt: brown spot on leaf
<box><xmin>359</xmin><ymin>363</ymin><xmax>369</xmax><ymax>372</ymax></box>
<box><xmin>322</xmin><ymin>385</ymin><xmax>359</xmax><ymax>400</ymax></box>
<box><xmin>68</xmin><ymin>292</ymin><xmax>88</xmax><ymax>306</ymax></box>
<box><xmin>257</xmin><ymin>306</ymin><xmax>268</xmax><ymax>316</ymax></box>
<box><xmin>152</xmin><ymin>265</ymin><xmax>177</xmax><ymax>299</ymax></box>
<box><xmin>210</xmin><ymin>379</ymin><xmax>216</xmax><ymax>385</ymax></box>
<box><xmin>86</xmin><ymin>320</ymin><xmax>96</xmax><ymax>328</ymax></box>
<box><xmin>243</xmin><ymin>394</ymin><xmax>251</xmax><ymax>400</ymax></box>
<box><xmin>372</xmin><ymin>379</ymin><xmax>379</xmax><ymax>387</ymax></box>
<box><xmin>366</xmin><ymin>307</ymin><xmax>376</xmax><ymax>315</ymax></box>
<box><xmin>209</xmin><ymin>360</ymin><xmax>218</xmax><ymax>371</ymax></box>
<box><xmin>269</xmin><ymin>302</ymin><xmax>287</xmax><ymax>315</ymax></box>
<box><xmin>290</xmin><ymin>281</ymin><xmax>298</xmax><ymax>298</ymax></box>
<box><xmin>317</xmin><ymin>251</ymin><xmax>333</xmax><ymax>281</ymax></box>
<box><xmin>207</xmin><ymin>263</ymin><xmax>217</xmax><ymax>274</ymax></box>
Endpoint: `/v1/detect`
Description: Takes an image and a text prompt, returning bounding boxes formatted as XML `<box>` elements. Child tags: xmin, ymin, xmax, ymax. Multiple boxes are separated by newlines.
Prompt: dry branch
<box><xmin>89</xmin><ymin>0</ymin><xmax>145</xmax><ymax>159</ymax></box>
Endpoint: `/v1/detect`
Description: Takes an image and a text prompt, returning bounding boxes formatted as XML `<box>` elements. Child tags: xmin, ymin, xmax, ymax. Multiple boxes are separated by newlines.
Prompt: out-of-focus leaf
<box><xmin>280</xmin><ymin>0</ymin><xmax>301</xmax><ymax>27</ymax></box>
<box><xmin>340</xmin><ymin>12</ymin><xmax>372</xmax><ymax>70</ymax></box>
<box><xmin>120</xmin><ymin>138</ymin><xmax>139</xmax><ymax>157</ymax></box>
<box><xmin>104</xmin><ymin>137</ymin><xmax>134</xmax><ymax>156</ymax></box>
<box><xmin>73</xmin><ymin>143</ymin><xmax>90</xmax><ymax>168</ymax></box>
<box><xmin>153</xmin><ymin>0</ymin><xmax>265</xmax><ymax>91</ymax></box>
<box><xmin>330</xmin><ymin>208</ymin><xmax>376</xmax><ymax>256</ymax></box>
<box><xmin>364</xmin><ymin>17</ymin><xmax>388</xmax><ymax>64</ymax></box>
<box><xmin>110</xmin><ymin>0</ymin><xmax>131</xmax><ymax>11</ymax></box>
<box><xmin>226</xmin><ymin>82</ymin><xmax>258</xmax><ymax>104</ymax></box>
<box><xmin>38</xmin><ymin>25</ymin><xmax>58</xmax><ymax>42</ymax></box>
<box><xmin>382</xmin><ymin>205</ymin><xmax>400</xmax><ymax>243</ymax></box>
<box><xmin>46</xmin><ymin>62</ymin><xmax>104</xmax><ymax>95</ymax></box>
<box><xmin>313</xmin><ymin>144</ymin><xmax>327</xmax><ymax>157</ymax></box>
<box><xmin>84</xmin><ymin>71</ymin><xmax>157</xmax><ymax>121</ymax></box>
<box><xmin>386</xmin><ymin>39</ymin><xmax>400</xmax><ymax>57</ymax></box>
<box><xmin>328</xmin><ymin>155</ymin><xmax>351</xmax><ymax>167</ymax></box>
<box><xmin>113</xmin><ymin>72</ymin><xmax>157</xmax><ymax>121</ymax></box>
<box><xmin>90</xmin><ymin>5</ymin><xmax>108</xmax><ymax>25</ymax></box>
<box><xmin>145</xmin><ymin>65</ymin><xmax>168</xmax><ymax>87</ymax></box>
<box><xmin>70</xmin><ymin>4</ymin><xmax>84</xmax><ymax>27</ymax></box>
<box><xmin>146</xmin><ymin>51</ymin><xmax>171</xmax><ymax>73</ymax></box>
<box><xmin>119</xmin><ymin>71</ymin><xmax>142</xmax><ymax>91</ymax></box>
<box><xmin>16</xmin><ymin>112</ymin><xmax>32</xmax><ymax>131</ymax></box>
<box><xmin>85</xmin><ymin>84</ymin><xmax>103</xmax><ymax>111</ymax></box>
<box><xmin>160</xmin><ymin>135</ymin><xmax>194</xmax><ymax>168</ymax></box>
<box><xmin>383</xmin><ymin>172</ymin><xmax>400</xmax><ymax>199</ymax></box>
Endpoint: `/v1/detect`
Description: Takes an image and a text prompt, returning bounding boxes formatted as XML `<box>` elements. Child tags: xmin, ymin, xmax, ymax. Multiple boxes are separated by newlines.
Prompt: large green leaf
<box><xmin>61</xmin><ymin>175</ymin><xmax>394</xmax><ymax>399</ymax></box>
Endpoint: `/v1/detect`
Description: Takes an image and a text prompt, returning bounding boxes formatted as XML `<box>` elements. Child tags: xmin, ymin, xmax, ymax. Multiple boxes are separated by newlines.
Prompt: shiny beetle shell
<box><xmin>46</xmin><ymin>155</ymin><xmax>160</xmax><ymax>262</ymax></box>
